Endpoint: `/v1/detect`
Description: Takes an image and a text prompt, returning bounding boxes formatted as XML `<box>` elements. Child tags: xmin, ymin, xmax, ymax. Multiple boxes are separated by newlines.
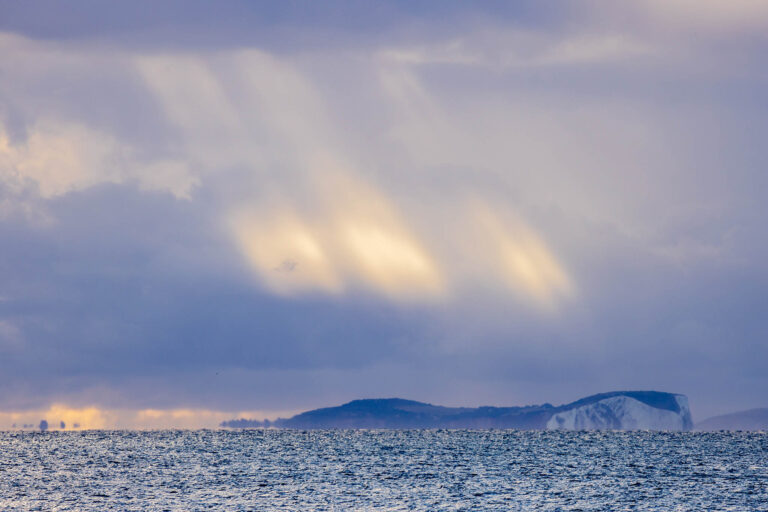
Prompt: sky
<box><xmin>1</xmin><ymin>0</ymin><xmax>767</xmax><ymax>429</ymax></box>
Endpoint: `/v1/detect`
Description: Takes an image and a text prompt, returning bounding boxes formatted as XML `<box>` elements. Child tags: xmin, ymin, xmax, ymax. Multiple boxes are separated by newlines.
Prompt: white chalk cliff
<box><xmin>546</xmin><ymin>394</ymin><xmax>691</xmax><ymax>431</ymax></box>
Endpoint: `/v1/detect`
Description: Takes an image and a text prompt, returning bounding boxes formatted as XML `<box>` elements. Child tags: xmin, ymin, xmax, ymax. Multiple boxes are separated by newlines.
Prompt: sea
<box><xmin>0</xmin><ymin>430</ymin><xmax>766</xmax><ymax>511</ymax></box>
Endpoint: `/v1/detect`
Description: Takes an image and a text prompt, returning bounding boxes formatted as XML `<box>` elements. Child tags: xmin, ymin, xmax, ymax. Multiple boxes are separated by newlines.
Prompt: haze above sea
<box><xmin>1</xmin><ymin>430</ymin><xmax>766</xmax><ymax>511</ymax></box>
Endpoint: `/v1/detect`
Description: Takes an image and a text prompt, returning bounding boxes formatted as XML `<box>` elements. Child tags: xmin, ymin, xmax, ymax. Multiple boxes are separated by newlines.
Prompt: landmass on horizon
<box><xmin>695</xmin><ymin>408</ymin><xmax>768</xmax><ymax>431</ymax></box>
<box><xmin>222</xmin><ymin>391</ymin><xmax>696</xmax><ymax>431</ymax></box>
<box><xmin>7</xmin><ymin>391</ymin><xmax>766</xmax><ymax>431</ymax></box>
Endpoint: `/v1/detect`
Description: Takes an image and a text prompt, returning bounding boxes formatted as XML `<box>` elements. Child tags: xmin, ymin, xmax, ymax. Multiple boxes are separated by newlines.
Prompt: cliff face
<box><xmin>546</xmin><ymin>394</ymin><xmax>692</xmax><ymax>431</ymax></box>
<box><xmin>222</xmin><ymin>391</ymin><xmax>693</xmax><ymax>431</ymax></box>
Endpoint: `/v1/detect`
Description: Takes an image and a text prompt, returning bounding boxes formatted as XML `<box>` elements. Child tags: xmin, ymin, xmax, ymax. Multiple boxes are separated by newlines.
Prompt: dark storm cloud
<box><xmin>0</xmin><ymin>0</ymin><xmax>575</xmax><ymax>48</ymax></box>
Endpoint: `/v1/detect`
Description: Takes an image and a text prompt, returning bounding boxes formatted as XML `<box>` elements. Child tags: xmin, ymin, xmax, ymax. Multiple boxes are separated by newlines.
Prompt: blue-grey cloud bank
<box><xmin>1</xmin><ymin>0</ymin><xmax>767</xmax><ymax>426</ymax></box>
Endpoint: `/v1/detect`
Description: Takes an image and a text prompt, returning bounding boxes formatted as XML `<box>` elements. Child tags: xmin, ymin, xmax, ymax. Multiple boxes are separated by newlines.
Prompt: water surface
<box><xmin>1</xmin><ymin>430</ymin><xmax>766</xmax><ymax>511</ymax></box>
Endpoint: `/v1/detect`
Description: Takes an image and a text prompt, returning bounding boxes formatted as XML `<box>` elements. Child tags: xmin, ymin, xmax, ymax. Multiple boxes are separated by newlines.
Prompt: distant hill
<box><xmin>222</xmin><ymin>391</ymin><xmax>693</xmax><ymax>431</ymax></box>
<box><xmin>696</xmin><ymin>408</ymin><xmax>768</xmax><ymax>431</ymax></box>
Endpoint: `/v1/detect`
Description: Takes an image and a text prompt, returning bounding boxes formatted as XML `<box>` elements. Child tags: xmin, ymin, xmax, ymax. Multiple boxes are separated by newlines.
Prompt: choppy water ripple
<box><xmin>0</xmin><ymin>430</ymin><xmax>766</xmax><ymax>511</ymax></box>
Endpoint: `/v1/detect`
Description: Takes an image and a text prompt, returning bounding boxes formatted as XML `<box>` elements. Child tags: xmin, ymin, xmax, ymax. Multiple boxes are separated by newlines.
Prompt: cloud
<box><xmin>228</xmin><ymin>171</ymin><xmax>446</xmax><ymax>301</ymax></box>
<box><xmin>380</xmin><ymin>31</ymin><xmax>654</xmax><ymax>69</ymax></box>
<box><xmin>229</xmin><ymin>207</ymin><xmax>344</xmax><ymax>296</ymax></box>
<box><xmin>0</xmin><ymin>119</ymin><xmax>197</xmax><ymax>200</ymax></box>
<box><xmin>0</xmin><ymin>320</ymin><xmax>23</xmax><ymax>352</ymax></box>
<box><xmin>131</xmin><ymin>41</ymin><xmax>574</xmax><ymax>305</ymax></box>
<box><xmin>638</xmin><ymin>0</ymin><xmax>768</xmax><ymax>33</ymax></box>
<box><xmin>0</xmin><ymin>121</ymin><xmax>120</xmax><ymax>197</ymax></box>
<box><xmin>0</xmin><ymin>1</ymin><xmax>767</xmax><ymax>423</ymax></box>
<box><xmin>468</xmin><ymin>202</ymin><xmax>573</xmax><ymax>308</ymax></box>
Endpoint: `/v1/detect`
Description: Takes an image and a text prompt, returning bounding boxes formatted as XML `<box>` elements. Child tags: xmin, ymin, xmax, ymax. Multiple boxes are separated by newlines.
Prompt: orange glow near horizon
<box><xmin>0</xmin><ymin>404</ymin><xmax>300</xmax><ymax>430</ymax></box>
